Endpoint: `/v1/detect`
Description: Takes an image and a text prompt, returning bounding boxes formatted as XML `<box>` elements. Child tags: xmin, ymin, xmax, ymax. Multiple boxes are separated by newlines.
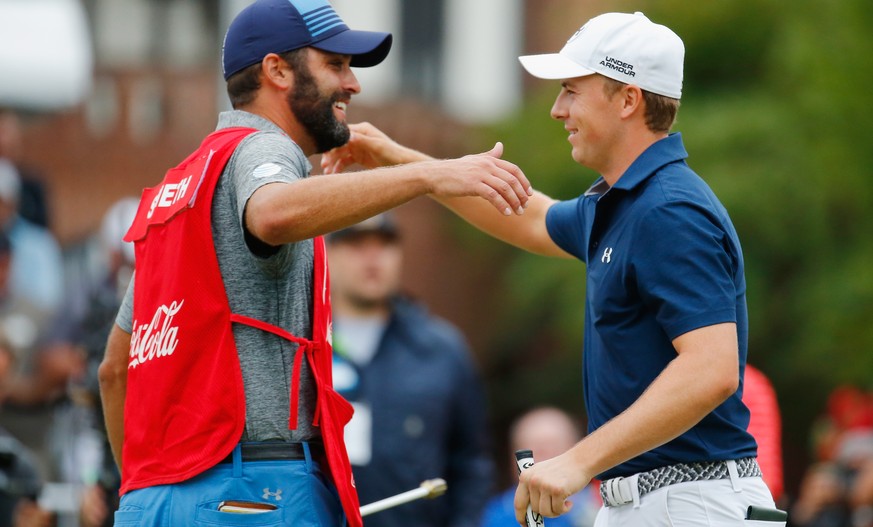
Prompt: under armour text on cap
<box><xmin>518</xmin><ymin>12</ymin><xmax>684</xmax><ymax>99</ymax></box>
<box><xmin>222</xmin><ymin>0</ymin><xmax>393</xmax><ymax>80</ymax></box>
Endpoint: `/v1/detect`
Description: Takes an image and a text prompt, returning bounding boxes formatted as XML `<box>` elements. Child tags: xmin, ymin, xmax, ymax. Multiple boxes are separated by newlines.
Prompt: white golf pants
<box><xmin>593</xmin><ymin>474</ymin><xmax>783</xmax><ymax>526</ymax></box>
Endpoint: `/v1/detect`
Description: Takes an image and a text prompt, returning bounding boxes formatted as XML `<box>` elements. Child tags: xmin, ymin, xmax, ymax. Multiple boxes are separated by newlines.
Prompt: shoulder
<box><xmin>230</xmin><ymin>130</ymin><xmax>309</xmax><ymax>180</ymax></box>
<box><xmin>644</xmin><ymin>161</ymin><xmax>722</xmax><ymax>212</ymax></box>
<box><xmin>9</xmin><ymin>218</ymin><xmax>61</xmax><ymax>251</ymax></box>
<box><xmin>633</xmin><ymin>163</ymin><xmax>728</xmax><ymax>230</ymax></box>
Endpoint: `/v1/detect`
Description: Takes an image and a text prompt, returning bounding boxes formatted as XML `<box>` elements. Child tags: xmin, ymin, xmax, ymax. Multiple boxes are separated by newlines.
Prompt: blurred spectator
<box><xmin>850</xmin><ymin>459</ymin><xmax>873</xmax><ymax>527</ymax></box>
<box><xmin>744</xmin><ymin>364</ymin><xmax>785</xmax><ymax>502</ymax></box>
<box><xmin>812</xmin><ymin>386</ymin><xmax>873</xmax><ymax>465</ymax></box>
<box><xmin>788</xmin><ymin>462</ymin><xmax>851</xmax><ymax>527</ymax></box>
<box><xmin>0</xmin><ymin>333</ymin><xmax>54</xmax><ymax>527</ymax></box>
<box><xmin>47</xmin><ymin>197</ymin><xmax>137</xmax><ymax>527</ymax></box>
<box><xmin>0</xmin><ymin>229</ymin><xmax>80</xmax><ymax>481</ymax></box>
<box><xmin>328</xmin><ymin>213</ymin><xmax>494</xmax><ymax>527</ymax></box>
<box><xmin>480</xmin><ymin>407</ymin><xmax>599</xmax><ymax>527</ymax></box>
<box><xmin>0</xmin><ymin>159</ymin><xmax>64</xmax><ymax>314</ymax></box>
<box><xmin>0</xmin><ymin>109</ymin><xmax>50</xmax><ymax>228</ymax></box>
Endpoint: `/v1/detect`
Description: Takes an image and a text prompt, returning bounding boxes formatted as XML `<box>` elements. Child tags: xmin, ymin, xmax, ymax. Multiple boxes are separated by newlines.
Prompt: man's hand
<box><xmin>419</xmin><ymin>142</ymin><xmax>532</xmax><ymax>216</ymax></box>
<box><xmin>514</xmin><ymin>450</ymin><xmax>590</xmax><ymax>524</ymax></box>
<box><xmin>322</xmin><ymin>122</ymin><xmax>423</xmax><ymax>173</ymax></box>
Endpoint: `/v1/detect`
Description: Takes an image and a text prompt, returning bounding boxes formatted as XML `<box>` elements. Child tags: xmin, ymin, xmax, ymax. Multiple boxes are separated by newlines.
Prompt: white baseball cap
<box><xmin>519</xmin><ymin>12</ymin><xmax>684</xmax><ymax>99</ymax></box>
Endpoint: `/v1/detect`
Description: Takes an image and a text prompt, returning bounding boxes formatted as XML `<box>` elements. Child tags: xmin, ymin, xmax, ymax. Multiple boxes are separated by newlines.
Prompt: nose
<box><xmin>550</xmin><ymin>92</ymin><xmax>568</xmax><ymax>121</ymax></box>
<box><xmin>343</xmin><ymin>67</ymin><xmax>361</xmax><ymax>95</ymax></box>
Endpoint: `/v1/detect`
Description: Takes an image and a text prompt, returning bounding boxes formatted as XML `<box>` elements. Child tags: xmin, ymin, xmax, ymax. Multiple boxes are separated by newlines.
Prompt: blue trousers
<box><xmin>114</xmin><ymin>443</ymin><xmax>344</xmax><ymax>526</ymax></box>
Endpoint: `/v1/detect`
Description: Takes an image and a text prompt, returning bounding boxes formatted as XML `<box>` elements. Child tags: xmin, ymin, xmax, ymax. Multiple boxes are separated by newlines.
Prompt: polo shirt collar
<box><xmin>584</xmin><ymin>133</ymin><xmax>689</xmax><ymax>197</ymax></box>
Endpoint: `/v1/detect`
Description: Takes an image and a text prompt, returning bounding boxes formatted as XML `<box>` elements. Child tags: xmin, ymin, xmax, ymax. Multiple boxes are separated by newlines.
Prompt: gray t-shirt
<box><xmin>117</xmin><ymin>110</ymin><xmax>318</xmax><ymax>442</ymax></box>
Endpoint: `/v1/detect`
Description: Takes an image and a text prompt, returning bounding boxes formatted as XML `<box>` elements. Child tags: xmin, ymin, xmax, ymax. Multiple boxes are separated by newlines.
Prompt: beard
<box><xmin>287</xmin><ymin>62</ymin><xmax>351</xmax><ymax>154</ymax></box>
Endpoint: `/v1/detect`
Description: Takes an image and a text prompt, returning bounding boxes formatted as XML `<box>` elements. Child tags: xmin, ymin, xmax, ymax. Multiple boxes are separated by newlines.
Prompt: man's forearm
<box><xmin>569</xmin><ymin>323</ymin><xmax>739</xmax><ymax>477</ymax></box>
<box><xmin>437</xmin><ymin>192</ymin><xmax>569</xmax><ymax>257</ymax></box>
<box><xmin>101</xmin><ymin>375</ymin><xmax>126</xmax><ymax>469</ymax></box>
<box><xmin>99</xmin><ymin>324</ymin><xmax>131</xmax><ymax>469</ymax></box>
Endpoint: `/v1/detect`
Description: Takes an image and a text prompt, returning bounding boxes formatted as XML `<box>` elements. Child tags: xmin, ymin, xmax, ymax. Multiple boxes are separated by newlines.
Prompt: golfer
<box><xmin>322</xmin><ymin>11</ymin><xmax>783</xmax><ymax>527</ymax></box>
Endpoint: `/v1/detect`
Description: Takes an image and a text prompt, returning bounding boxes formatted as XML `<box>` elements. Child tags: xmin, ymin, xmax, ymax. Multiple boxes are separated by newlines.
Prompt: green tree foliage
<box><xmin>475</xmin><ymin>0</ymin><xmax>873</xmax><ymax>480</ymax></box>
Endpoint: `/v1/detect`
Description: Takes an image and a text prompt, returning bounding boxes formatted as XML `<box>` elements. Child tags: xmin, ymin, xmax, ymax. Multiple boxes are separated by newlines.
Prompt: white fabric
<box><xmin>518</xmin><ymin>12</ymin><xmax>684</xmax><ymax>99</ymax></box>
<box><xmin>344</xmin><ymin>402</ymin><xmax>372</xmax><ymax>466</ymax></box>
<box><xmin>592</xmin><ymin>477</ymin><xmax>781</xmax><ymax>527</ymax></box>
<box><xmin>333</xmin><ymin>316</ymin><xmax>386</xmax><ymax>366</ymax></box>
<box><xmin>726</xmin><ymin>459</ymin><xmax>742</xmax><ymax>492</ymax></box>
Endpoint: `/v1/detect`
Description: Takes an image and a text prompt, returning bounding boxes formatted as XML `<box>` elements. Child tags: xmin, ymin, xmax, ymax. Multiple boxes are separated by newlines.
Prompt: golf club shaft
<box><xmin>360</xmin><ymin>478</ymin><xmax>447</xmax><ymax>517</ymax></box>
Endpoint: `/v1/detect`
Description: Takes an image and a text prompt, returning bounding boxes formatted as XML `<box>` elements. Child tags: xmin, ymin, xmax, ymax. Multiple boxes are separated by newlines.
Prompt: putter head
<box><xmin>421</xmin><ymin>478</ymin><xmax>448</xmax><ymax>499</ymax></box>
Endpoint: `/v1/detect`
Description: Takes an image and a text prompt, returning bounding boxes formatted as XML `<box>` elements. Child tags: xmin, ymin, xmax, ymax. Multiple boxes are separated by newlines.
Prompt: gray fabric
<box><xmin>599</xmin><ymin>457</ymin><xmax>762</xmax><ymax>507</ymax></box>
<box><xmin>117</xmin><ymin>110</ymin><xmax>318</xmax><ymax>442</ymax></box>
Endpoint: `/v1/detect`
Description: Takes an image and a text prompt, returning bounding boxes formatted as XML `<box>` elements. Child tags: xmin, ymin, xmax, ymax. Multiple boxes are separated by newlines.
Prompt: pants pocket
<box><xmin>114</xmin><ymin>506</ymin><xmax>144</xmax><ymax>526</ymax></box>
<box><xmin>194</xmin><ymin>501</ymin><xmax>286</xmax><ymax>526</ymax></box>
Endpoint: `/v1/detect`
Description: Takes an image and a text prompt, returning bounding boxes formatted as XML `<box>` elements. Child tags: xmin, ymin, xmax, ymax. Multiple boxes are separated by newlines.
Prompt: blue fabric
<box><xmin>221</xmin><ymin>0</ymin><xmax>392</xmax><ymax>79</ymax></box>
<box><xmin>332</xmin><ymin>297</ymin><xmax>494</xmax><ymax>527</ymax></box>
<box><xmin>545</xmin><ymin>133</ymin><xmax>757</xmax><ymax>480</ymax></box>
<box><xmin>114</xmin><ymin>444</ymin><xmax>343</xmax><ymax>526</ymax></box>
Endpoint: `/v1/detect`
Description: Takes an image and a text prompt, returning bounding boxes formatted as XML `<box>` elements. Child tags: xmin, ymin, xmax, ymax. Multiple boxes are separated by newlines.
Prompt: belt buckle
<box><xmin>600</xmin><ymin>476</ymin><xmax>635</xmax><ymax>507</ymax></box>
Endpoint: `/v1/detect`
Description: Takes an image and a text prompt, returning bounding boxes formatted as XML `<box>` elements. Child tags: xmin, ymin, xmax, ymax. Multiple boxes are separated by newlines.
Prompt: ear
<box><xmin>260</xmin><ymin>53</ymin><xmax>294</xmax><ymax>91</ymax></box>
<box><xmin>619</xmin><ymin>84</ymin><xmax>645</xmax><ymax>120</ymax></box>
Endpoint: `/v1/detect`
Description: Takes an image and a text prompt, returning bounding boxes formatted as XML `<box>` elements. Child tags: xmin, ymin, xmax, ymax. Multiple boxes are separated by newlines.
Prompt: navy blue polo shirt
<box><xmin>545</xmin><ymin>133</ymin><xmax>757</xmax><ymax>480</ymax></box>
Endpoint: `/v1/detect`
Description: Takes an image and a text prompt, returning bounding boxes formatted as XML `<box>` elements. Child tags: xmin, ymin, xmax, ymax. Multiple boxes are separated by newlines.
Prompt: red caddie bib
<box><xmin>122</xmin><ymin>127</ymin><xmax>363</xmax><ymax>527</ymax></box>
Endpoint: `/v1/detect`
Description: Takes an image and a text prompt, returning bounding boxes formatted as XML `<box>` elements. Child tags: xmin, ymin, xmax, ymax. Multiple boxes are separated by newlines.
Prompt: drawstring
<box><xmin>288</xmin><ymin>343</ymin><xmax>307</xmax><ymax>430</ymax></box>
<box><xmin>230</xmin><ymin>313</ymin><xmax>315</xmax><ymax>432</ymax></box>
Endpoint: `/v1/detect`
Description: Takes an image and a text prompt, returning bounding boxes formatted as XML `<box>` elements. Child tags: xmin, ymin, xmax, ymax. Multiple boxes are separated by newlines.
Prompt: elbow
<box><xmin>711</xmin><ymin>368</ymin><xmax>740</xmax><ymax>405</ymax></box>
<box><xmin>248</xmin><ymin>212</ymin><xmax>289</xmax><ymax>246</ymax></box>
<box><xmin>245</xmin><ymin>193</ymin><xmax>302</xmax><ymax>246</ymax></box>
<box><xmin>98</xmin><ymin>357</ymin><xmax>127</xmax><ymax>391</ymax></box>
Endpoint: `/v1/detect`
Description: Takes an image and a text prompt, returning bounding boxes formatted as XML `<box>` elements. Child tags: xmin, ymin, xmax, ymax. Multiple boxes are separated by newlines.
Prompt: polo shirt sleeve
<box><xmin>634</xmin><ymin>201</ymin><xmax>738</xmax><ymax>340</ymax></box>
<box><xmin>545</xmin><ymin>197</ymin><xmax>588</xmax><ymax>262</ymax></box>
<box><xmin>229</xmin><ymin>131</ymin><xmax>310</xmax><ymax>230</ymax></box>
<box><xmin>116</xmin><ymin>271</ymin><xmax>134</xmax><ymax>333</ymax></box>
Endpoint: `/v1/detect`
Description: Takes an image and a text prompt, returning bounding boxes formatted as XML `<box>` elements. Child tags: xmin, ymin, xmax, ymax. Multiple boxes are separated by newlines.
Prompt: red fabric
<box><xmin>743</xmin><ymin>365</ymin><xmax>784</xmax><ymax>501</ymax></box>
<box><xmin>123</xmin><ymin>127</ymin><xmax>361</xmax><ymax>526</ymax></box>
<box><xmin>121</xmin><ymin>127</ymin><xmax>255</xmax><ymax>493</ymax></box>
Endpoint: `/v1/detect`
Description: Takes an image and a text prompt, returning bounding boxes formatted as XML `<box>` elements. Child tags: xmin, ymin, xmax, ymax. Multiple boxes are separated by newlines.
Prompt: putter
<box><xmin>516</xmin><ymin>449</ymin><xmax>545</xmax><ymax>527</ymax></box>
<box><xmin>359</xmin><ymin>478</ymin><xmax>448</xmax><ymax>517</ymax></box>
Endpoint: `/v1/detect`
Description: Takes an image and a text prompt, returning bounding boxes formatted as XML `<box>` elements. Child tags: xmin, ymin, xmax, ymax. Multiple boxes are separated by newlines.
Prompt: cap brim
<box><xmin>312</xmin><ymin>30</ymin><xmax>393</xmax><ymax>68</ymax></box>
<box><xmin>518</xmin><ymin>53</ymin><xmax>596</xmax><ymax>80</ymax></box>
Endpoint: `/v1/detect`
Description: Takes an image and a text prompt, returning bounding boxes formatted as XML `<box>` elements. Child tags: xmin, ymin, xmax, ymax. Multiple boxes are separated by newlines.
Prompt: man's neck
<box><xmin>239</xmin><ymin>100</ymin><xmax>316</xmax><ymax>155</ymax></box>
<box><xmin>332</xmin><ymin>295</ymin><xmax>391</xmax><ymax>321</ymax></box>
<box><xmin>600</xmin><ymin>131</ymin><xmax>668</xmax><ymax>187</ymax></box>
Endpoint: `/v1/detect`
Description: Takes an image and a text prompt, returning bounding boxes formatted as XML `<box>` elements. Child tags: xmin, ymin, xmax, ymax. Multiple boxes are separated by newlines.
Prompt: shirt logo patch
<box><xmin>601</xmin><ymin>247</ymin><xmax>613</xmax><ymax>263</ymax></box>
<box><xmin>252</xmin><ymin>163</ymin><xmax>282</xmax><ymax>179</ymax></box>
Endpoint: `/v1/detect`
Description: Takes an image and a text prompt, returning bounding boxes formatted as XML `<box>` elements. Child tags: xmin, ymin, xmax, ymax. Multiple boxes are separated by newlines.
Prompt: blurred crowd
<box><xmin>0</xmin><ymin>108</ymin><xmax>133</xmax><ymax>526</ymax></box>
<box><xmin>788</xmin><ymin>385</ymin><xmax>873</xmax><ymax>527</ymax></box>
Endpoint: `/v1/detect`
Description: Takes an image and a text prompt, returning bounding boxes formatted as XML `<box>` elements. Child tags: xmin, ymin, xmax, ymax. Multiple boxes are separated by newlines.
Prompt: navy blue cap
<box><xmin>222</xmin><ymin>0</ymin><xmax>393</xmax><ymax>80</ymax></box>
<box><xmin>327</xmin><ymin>212</ymin><xmax>400</xmax><ymax>243</ymax></box>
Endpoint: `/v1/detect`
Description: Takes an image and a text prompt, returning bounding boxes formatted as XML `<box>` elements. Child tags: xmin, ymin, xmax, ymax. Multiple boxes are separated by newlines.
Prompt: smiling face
<box><xmin>287</xmin><ymin>48</ymin><xmax>361</xmax><ymax>153</ymax></box>
<box><xmin>549</xmin><ymin>74</ymin><xmax>624</xmax><ymax>173</ymax></box>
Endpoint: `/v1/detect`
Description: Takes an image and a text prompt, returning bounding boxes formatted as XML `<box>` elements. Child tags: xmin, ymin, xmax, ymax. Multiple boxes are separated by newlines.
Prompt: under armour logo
<box><xmin>567</xmin><ymin>24</ymin><xmax>586</xmax><ymax>44</ymax></box>
<box><xmin>262</xmin><ymin>488</ymin><xmax>283</xmax><ymax>501</ymax></box>
<box><xmin>601</xmin><ymin>247</ymin><xmax>613</xmax><ymax>263</ymax></box>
